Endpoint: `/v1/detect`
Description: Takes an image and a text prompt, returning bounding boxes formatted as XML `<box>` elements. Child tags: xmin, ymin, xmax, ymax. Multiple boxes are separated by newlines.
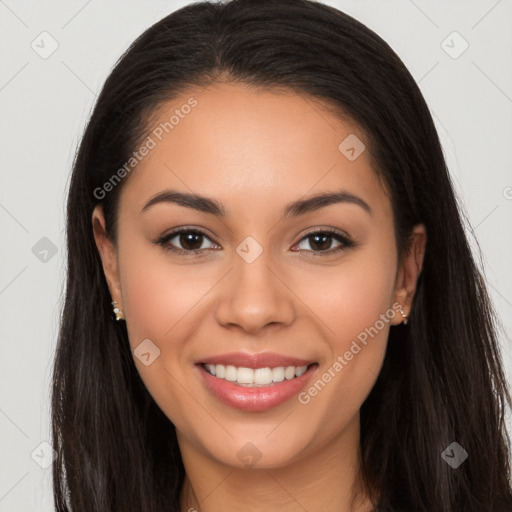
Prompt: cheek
<box><xmin>295</xmin><ymin>238</ymin><xmax>397</xmax><ymax>349</ymax></box>
<box><xmin>118</xmin><ymin>236</ymin><xmax>211</xmax><ymax>346</ymax></box>
<box><xmin>117</xmin><ymin>243</ymin><xmax>210</xmax><ymax>432</ymax></box>
<box><xmin>116</xmin><ymin>236</ymin><xmax>229</xmax><ymax>409</ymax></box>
<box><xmin>292</xmin><ymin>239</ymin><xmax>397</xmax><ymax>420</ymax></box>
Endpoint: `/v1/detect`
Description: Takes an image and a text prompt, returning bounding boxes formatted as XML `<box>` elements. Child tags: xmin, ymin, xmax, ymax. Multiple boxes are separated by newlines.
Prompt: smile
<box><xmin>196</xmin><ymin>353</ymin><xmax>319</xmax><ymax>411</ymax></box>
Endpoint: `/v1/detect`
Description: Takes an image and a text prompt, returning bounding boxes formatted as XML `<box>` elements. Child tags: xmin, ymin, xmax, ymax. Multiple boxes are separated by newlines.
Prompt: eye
<box><xmin>155</xmin><ymin>228</ymin><xmax>219</xmax><ymax>256</ymax></box>
<box><xmin>154</xmin><ymin>227</ymin><xmax>355</xmax><ymax>257</ymax></box>
<box><xmin>293</xmin><ymin>229</ymin><xmax>355</xmax><ymax>255</ymax></box>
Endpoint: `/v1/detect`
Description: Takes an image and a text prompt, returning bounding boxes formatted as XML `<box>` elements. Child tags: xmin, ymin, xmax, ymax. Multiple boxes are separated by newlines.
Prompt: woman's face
<box><xmin>93</xmin><ymin>81</ymin><xmax>424</xmax><ymax>470</ymax></box>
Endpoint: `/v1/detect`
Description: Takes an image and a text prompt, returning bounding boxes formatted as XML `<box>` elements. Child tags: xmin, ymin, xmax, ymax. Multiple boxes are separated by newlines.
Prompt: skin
<box><xmin>92</xmin><ymin>81</ymin><xmax>426</xmax><ymax>512</ymax></box>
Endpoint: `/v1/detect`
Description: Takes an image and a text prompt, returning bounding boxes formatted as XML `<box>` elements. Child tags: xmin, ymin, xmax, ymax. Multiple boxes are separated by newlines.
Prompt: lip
<box><xmin>198</xmin><ymin>351</ymin><xmax>315</xmax><ymax>369</ymax></box>
<box><xmin>196</xmin><ymin>353</ymin><xmax>318</xmax><ymax>412</ymax></box>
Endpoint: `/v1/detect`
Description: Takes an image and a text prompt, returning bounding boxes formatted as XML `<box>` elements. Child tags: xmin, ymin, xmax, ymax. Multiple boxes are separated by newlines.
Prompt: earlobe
<box><xmin>92</xmin><ymin>205</ymin><xmax>123</xmax><ymax>306</ymax></box>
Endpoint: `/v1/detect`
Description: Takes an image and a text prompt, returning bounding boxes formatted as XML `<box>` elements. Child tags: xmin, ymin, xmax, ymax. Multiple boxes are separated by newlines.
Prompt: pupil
<box><xmin>181</xmin><ymin>233</ymin><xmax>202</xmax><ymax>250</ymax></box>
<box><xmin>311</xmin><ymin>234</ymin><xmax>331</xmax><ymax>251</ymax></box>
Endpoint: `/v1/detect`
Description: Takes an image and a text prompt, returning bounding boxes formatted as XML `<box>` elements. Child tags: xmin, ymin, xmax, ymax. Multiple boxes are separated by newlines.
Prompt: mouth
<box><xmin>196</xmin><ymin>354</ymin><xmax>319</xmax><ymax>411</ymax></box>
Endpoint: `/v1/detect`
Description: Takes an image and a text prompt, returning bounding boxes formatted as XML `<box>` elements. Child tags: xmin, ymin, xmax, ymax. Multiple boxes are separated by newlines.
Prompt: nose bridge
<box><xmin>215</xmin><ymin>234</ymin><xmax>295</xmax><ymax>332</ymax></box>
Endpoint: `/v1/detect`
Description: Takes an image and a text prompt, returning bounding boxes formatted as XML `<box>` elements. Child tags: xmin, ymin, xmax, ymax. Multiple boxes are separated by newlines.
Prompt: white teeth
<box><xmin>272</xmin><ymin>367</ymin><xmax>285</xmax><ymax>382</ymax></box>
<box><xmin>254</xmin><ymin>367</ymin><xmax>273</xmax><ymax>385</ymax></box>
<box><xmin>237</xmin><ymin>367</ymin><xmax>254</xmax><ymax>384</ymax></box>
<box><xmin>225</xmin><ymin>365</ymin><xmax>237</xmax><ymax>382</ymax></box>
<box><xmin>295</xmin><ymin>365</ymin><xmax>307</xmax><ymax>377</ymax></box>
<box><xmin>215</xmin><ymin>364</ymin><xmax>225</xmax><ymax>378</ymax></box>
<box><xmin>203</xmin><ymin>363</ymin><xmax>309</xmax><ymax>386</ymax></box>
<box><xmin>284</xmin><ymin>366</ymin><xmax>296</xmax><ymax>380</ymax></box>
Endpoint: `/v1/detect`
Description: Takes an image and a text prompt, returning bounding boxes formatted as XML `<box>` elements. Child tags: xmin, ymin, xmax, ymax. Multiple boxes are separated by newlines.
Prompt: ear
<box><xmin>390</xmin><ymin>224</ymin><xmax>427</xmax><ymax>325</ymax></box>
<box><xmin>92</xmin><ymin>205</ymin><xmax>123</xmax><ymax>306</ymax></box>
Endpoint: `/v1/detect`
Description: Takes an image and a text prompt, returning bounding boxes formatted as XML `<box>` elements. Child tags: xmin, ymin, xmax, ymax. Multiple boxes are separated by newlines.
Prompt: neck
<box><xmin>178</xmin><ymin>414</ymin><xmax>375</xmax><ymax>512</ymax></box>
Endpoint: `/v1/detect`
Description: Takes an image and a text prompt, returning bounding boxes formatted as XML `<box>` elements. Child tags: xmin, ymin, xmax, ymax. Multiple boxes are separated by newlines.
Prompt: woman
<box><xmin>51</xmin><ymin>0</ymin><xmax>512</xmax><ymax>510</ymax></box>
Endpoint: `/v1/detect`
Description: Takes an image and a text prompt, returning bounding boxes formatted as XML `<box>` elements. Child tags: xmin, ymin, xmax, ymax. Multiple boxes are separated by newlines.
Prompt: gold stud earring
<box><xmin>111</xmin><ymin>300</ymin><xmax>125</xmax><ymax>321</ymax></box>
<box><xmin>398</xmin><ymin>304</ymin><xmax>408</xmax><ymax>325</ymax></box>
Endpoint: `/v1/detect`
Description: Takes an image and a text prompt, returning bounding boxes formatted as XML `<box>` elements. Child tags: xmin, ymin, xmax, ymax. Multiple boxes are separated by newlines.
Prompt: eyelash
<box><xmin>154</xmin><ymin>227</ymin><xmax>356</xmax><ymax>258</ymax></box>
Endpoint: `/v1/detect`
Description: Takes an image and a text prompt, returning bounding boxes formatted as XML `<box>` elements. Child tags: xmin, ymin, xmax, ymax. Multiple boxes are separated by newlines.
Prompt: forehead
<box><xmin>119</xmin><ymin>81</ymin><xmax>391</xmax><ymax>220</ymax></box>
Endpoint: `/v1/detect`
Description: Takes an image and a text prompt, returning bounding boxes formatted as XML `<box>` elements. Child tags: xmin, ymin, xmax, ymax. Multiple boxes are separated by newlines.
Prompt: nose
<box><xmin>215</xmin><ymin>249</ymin><xmax>296</xmax><ymax>335</ymax></box>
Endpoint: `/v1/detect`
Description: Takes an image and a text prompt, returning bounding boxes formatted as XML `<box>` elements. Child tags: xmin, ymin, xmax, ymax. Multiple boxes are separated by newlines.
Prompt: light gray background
<box><xmin>1</xmin><ymin>0</ymin><xmax>511</xmax><ymax>510</ymax></box>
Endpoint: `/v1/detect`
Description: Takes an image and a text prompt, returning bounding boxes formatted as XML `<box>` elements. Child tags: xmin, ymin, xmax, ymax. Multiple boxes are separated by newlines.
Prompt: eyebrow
<box><xmin>140</xmin><ymin>189</ymin><xmax>372</xmax><ymax>217</ymax></box>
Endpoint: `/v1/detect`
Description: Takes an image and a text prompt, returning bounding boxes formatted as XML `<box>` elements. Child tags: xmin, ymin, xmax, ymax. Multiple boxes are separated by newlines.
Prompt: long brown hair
<box><xmin>52</xmin><ymin>0</ymin><xmax>512</xmax><ymax>510</ymax></box>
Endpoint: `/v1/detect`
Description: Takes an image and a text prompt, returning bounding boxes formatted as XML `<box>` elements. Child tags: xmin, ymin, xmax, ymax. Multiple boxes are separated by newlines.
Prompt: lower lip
<box><xmin>197</xmin><ymin>364</ymin><xmax>318</xmax><ymax>412</ymax></box>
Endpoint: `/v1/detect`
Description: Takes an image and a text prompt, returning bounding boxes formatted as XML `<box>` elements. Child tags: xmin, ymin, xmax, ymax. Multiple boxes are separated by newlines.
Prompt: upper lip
<box><xmin>198</xmin><ymin>351</ymin><xmax>316</xmax><ymax>369</ymax></box>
